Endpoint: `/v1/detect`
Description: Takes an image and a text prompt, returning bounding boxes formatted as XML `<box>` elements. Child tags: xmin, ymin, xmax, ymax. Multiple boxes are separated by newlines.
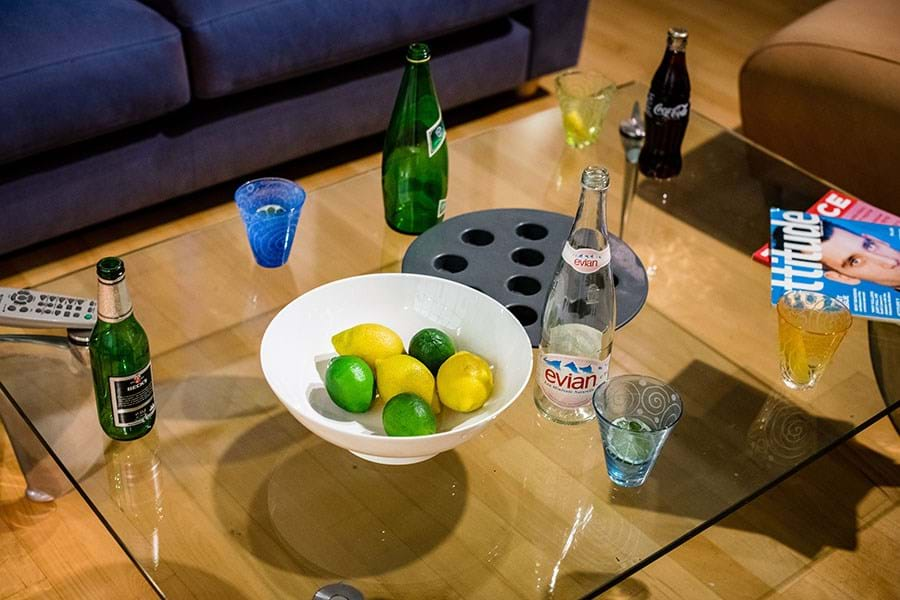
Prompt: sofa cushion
<box><xmin>139</xmin><ymin>0</ymin><xmax>532</xmax><ymax>98</ymax></box>
<box><xmin>0</xmin><ymin>0</ymin><xmax>190</xmax><ymax>165</ymax></box>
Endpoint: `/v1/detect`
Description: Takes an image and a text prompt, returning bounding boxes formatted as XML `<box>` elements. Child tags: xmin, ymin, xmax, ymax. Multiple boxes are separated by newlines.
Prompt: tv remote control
<box><xmin>0</xmin><ymin>287</ymin><xmax>97</xmax><ymax>330</ymax></box>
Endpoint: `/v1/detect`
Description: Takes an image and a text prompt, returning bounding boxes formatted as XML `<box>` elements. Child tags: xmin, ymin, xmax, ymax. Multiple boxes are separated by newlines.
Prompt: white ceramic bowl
<box><xmin>260</xmin><ymin>273</ymin><xmax>534</xmax><ymax>464</ymax></box>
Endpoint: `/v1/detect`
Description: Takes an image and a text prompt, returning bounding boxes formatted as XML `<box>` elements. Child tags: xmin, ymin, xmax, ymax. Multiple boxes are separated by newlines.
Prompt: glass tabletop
<box><xmin>1</xmin><ymin>82</ymin><xmax>898</xmax><ymax>599</ymax></box>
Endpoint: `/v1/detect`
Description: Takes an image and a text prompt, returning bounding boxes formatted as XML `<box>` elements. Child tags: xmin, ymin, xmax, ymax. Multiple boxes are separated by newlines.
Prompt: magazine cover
<box><xmin>769</xmin><ymin>209</ymin><xmax>900</xmax><ymax>322</ymax></box>
<box><xmin>754</xmin><ymin>190</ymin><xmax>900</xmax><ymax>265</ymax></box>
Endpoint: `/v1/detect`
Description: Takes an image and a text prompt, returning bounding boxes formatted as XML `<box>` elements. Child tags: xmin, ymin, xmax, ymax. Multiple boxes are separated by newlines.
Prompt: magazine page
<box><xmin>769</xmin><ymin>209</ymin><xmax>900</xmax><ymax>322</ymax></box>
<box><xmin>754</xmin><ymin>190</ymin><xmax>900</xmax><ymax>265</ymax></box>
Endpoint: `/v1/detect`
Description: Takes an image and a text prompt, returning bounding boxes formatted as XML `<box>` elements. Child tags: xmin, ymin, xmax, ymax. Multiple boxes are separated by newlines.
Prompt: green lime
<box><xmin>408</xmin><ymin>328</ymin><xmax>456</xmax><ymax>374</ymax></box>
<box><xmin>605</xmin><ymin>417</ymin><xmax>653</xmax><ymax>465</ymax></box>
<box><xmin>324</xmin><ymin>356</ymin><xmax>375</xmax><ymax>413</ymax></box>
<box><xmin>382</xmin><ymin>393</ymin><xmax>437</xmax><ymax>437</ymax></box>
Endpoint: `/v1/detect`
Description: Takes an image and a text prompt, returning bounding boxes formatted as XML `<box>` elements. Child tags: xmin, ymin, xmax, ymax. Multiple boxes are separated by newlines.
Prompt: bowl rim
<box><xmin>260</xmin><ymin>272</ymin><xmax>534</xmax><ymax>446</ymax></box>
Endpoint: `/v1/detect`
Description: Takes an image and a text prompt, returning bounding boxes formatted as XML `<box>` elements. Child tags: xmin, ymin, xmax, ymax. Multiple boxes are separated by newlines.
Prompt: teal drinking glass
<box><xmin>593</xmin><ymin>375</ymin><xmax>683</xmax><ymax>487</ymax></box>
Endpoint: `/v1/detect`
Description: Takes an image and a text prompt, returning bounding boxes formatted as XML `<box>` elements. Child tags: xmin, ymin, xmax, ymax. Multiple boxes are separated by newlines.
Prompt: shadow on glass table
<box><xmin>633</xmin><ymin>131</ymin><xmax>831</xmax><ymax>256</ymax></box>
<box><xmin>607</xmin><ymin>359</ymin><xmax>899</xmax><ymax>559</ymax></box>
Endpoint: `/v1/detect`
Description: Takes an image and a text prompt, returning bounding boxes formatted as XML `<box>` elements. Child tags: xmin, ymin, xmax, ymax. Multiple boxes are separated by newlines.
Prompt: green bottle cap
<box><xmin>407</xmin><ymin>43</ymin><xmax>430</xmax><ymax>63</ymax></box>
<box><xmin>96</xmin><ymin>256</ymin><xmax>125</xmax><ymax>282</ymax></box>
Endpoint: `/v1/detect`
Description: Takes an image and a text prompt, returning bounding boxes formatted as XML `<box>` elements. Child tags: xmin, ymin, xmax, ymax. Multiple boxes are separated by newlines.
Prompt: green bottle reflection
<box><xmin>89</xmin><ymin>257</ymin><xmax>156</xmax><ymax>440</ymax></box>
<box><xmin>382</xmin><ymin>42</ymin><xmax>449</xmax><ymax>234</ymax></box>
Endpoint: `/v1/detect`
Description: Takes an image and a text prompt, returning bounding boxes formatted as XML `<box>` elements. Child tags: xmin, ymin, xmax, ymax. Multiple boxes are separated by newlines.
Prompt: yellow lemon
<box><xmin>375</xmin><ymin>354</ymin><xmax>435</xmax><ymax>407</ymax></box>
<box><xmin>332</xmin><ymin>323</ymin><xmax>404</xmax><ymax>370</ymax></box>
<box><xmin>437</xmin><ymin>351</ymin><xmax>493</xmax><ymax>413</ymax></box>
<box><xmin>780</xmin><ymin>326</ymin><xmax>811</xmax><ymax>386</ymax></box>
<box><xmin>563</xmin><ymin>109</ymin><xmax>590</xmax><ymax>142</ymax></box>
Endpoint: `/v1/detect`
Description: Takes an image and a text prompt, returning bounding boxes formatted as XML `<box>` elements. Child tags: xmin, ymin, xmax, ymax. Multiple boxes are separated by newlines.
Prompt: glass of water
<box><xmin>235</xmin><ymin>177</ymin><xmax>306</xmax><ymax>268</ymax></box>
<box><xmin>593</xmin><ymin>375</ymin><xmax>683</xmax><ymax>487</ymax></box>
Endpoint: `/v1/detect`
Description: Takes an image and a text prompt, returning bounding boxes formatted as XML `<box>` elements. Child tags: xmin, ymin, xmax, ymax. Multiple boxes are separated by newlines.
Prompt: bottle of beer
<box><xmin>535</xmin><ymin>166</ymin><xmax>616</xmax><ymax>424</ymax></box>
<box><xmin>638</xmin><ymin>28</ymin><xmax>691</xmax><ymax>179</ymax></box>
<box><xmin>382</xmin><ymin>42</ymin><xmax>448</xmax><ymax>234</ymax></box>
<box><xmin>89</xmin><ymin>257</ymin><xmax>156</xmax><ymax>440</ymax></box>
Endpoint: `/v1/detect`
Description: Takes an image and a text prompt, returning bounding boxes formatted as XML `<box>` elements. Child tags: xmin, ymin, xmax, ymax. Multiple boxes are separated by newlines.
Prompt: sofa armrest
<box><xmin>739</xmin><ymin>0</ymin><xmax>900</xmax><ymax>214</ymax></box>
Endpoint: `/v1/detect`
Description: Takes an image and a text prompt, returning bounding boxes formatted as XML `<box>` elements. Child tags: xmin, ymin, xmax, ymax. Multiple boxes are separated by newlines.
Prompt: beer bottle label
<box><xmin>437</xmin><ymin>198</ymin><xmax>447</xmax><ymax>219</ymax></box>
<box><xmin>538</xmin><ymin>352</ymin><xmax>610</xmax><ymax>408</ymax></box>
<box><xmin>426</xmin><ymin>110</ymin><xmax>446</xmax><ymax>157</ymax></box>
<box><xmin>108</xmin><ymin>362</ymin><xmax>156</xmax><ymax>428</ymax></box>
<box><xmin>563</xmin><ymin>242</ymin><xmax>611</xmax><ymax>274</ymax></box>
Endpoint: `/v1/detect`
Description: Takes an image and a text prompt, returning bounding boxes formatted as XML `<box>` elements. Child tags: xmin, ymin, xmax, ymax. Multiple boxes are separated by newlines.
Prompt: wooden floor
<box><xmin>1</xmin><ymin>0</ymin><xmax>897</xmax><ymax>598</ymax></box>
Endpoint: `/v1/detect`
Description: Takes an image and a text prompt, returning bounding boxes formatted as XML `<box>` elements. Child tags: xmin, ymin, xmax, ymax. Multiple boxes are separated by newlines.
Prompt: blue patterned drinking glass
<box><xmin>234</xmin><ymin>178</ymin><xmax>306</xmax><ymax>268</ymax></box>
<box><xmin>593</xmin><ymin>375</ymin><xmax>683</xmax><ymax>487</ymax></box>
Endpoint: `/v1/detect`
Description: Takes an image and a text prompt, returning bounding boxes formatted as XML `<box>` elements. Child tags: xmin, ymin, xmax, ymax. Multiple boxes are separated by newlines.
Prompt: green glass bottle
<box><xmin>382</xmin><ymin>42</ymin><xmax>449</xmax><ymax>234</ymax></box>
<box><xmin>89</xmin><ymin>257</ymin><xmax>156</xmax><ymax>441</ymax></box>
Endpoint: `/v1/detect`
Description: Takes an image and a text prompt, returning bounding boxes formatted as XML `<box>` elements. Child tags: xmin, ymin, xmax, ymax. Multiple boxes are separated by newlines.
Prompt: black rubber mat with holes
<box><xmin>401</xmin><ymin>208</ymin><xmax>649</xmax><ymax>347</ymax></box>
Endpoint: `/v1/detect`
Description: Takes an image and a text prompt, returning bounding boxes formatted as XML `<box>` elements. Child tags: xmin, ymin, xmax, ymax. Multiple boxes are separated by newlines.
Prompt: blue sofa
<box><xmin>0</xmin><ymin>0</ymin><xmax>588</xmax><ymax>255</ymax></box>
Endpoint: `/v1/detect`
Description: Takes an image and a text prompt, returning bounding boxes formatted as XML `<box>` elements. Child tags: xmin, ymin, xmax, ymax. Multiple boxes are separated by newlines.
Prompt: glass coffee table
<box><xmin>1</xmin><ymin>83</ymin><xmax>897</xmax><ymax>599</ymax></box>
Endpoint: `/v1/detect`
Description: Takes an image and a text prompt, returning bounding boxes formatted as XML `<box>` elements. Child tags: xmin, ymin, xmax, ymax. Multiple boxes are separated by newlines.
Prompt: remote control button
<box><xmin>6</xmin><ymin>306</ymin><xmax>14</xmax><ymax>311</ymax></box>
<box><xmin>19</xmin><ymin>306</ymin><xmax>27</xmax><ymax>312</ymax></box>
<box><xmin>55</xmin><ymin>310</ymin><xmax>61</xmax><ymax>315</ymax></box>
<box><xmin>64</xmin><ymin>311</ymin><xmax>70</xmax><ymax>317</ymax></box>
<box><xmin>67</xmin><ymin>298</ymin><xmax>74</xmax><ymax>304</ymax></box>
<box><xmin>73</xmin><ymin>312</ymin><xmax>80</xmax><ymax>318</ymax></box>
<box><xmin>76</xmin><ymin>299</ymin><xmax>84</xmax><ymax>305</ymax></box>
<box><xmin>84</xmin><ymin>314</ymin><xmax>92</xmax><ymax>320</ymax></box>
<box><xmin>40</xmin><ymin>294</ymin><xmax>46</xmax><ymax>300</ymax></box>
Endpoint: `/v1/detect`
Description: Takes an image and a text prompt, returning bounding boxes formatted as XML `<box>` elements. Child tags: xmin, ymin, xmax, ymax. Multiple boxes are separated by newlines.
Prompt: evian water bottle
<box><xmin>535</xmin><ymin>166</ymin><xmax>616</xmax><ymax>424</ymax></box>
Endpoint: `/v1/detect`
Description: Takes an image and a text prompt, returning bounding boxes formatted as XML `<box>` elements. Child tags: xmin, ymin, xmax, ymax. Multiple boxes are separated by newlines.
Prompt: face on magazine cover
<box><xmin>820</xmin><ymin>220</ymin><xmax>900</xmax><ymax>288</ymax></box>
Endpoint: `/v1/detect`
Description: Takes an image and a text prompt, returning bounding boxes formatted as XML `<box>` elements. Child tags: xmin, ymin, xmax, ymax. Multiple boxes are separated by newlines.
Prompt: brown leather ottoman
<box><xmin>739</xmin><ymin>0</ymin><xmax>900</xmax><ymax>214</ymax></box>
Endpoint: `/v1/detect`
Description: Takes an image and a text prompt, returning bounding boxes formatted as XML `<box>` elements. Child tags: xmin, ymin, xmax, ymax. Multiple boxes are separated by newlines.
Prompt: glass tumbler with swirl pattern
<box><xmin>593</xmin><ymin>375</ymin><xmax>683</xmax><ymax>487</ymax></box>
<box><xmin>234</xmin><ymin>177</ymin><xmax>306</xmax><ymax>268</ymax></box>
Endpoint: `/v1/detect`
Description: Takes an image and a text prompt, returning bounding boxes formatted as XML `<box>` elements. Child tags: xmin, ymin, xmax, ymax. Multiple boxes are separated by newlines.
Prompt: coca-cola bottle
<box><xmin>534</xmin><ymin>166</ymin><xmax>616</xmax><ymax>425</ymax></box>
<box><xmin>638</xmin><ymin>28</ymin><xmax>690</xmax><ymax>179</ymax></box>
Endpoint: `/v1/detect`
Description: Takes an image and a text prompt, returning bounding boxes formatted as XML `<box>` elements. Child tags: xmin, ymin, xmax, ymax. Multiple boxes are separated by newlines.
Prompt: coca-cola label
<box><xmin>646</xmin><ymin>92</ymin><xmax>690</xmax><ymax>121</ymax></box>
<box><xmin>651</xmin><ymin>102</ymin><xmax>689</xmax><ymax>119</ymax></box>
<box><xmin>538</xmin><ymin>353</ymin><xmax>610</xmax><ymax>408</ymax></box>
<box><xmin>562</xmin><ymin>242</ymin><xmax>610</xmax><ymax>274</ymax></box>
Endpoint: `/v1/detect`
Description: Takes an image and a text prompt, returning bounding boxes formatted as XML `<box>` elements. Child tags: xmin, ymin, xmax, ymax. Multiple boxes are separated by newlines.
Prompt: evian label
<box><xmin>563</xmin><ymin>242</ymin><xmax>610</xmax><ymax>274</ymax></box>
<box><xmin>538</xmin><ymin>353</ymin><xmax>610</xmax><ymax>408</ymax></box>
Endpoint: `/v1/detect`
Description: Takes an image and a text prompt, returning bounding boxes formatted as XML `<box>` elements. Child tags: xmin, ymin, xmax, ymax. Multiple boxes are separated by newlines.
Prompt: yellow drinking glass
<box><xmin>555</xmin><ymin>70</ymin><xmax>616</xmax><ymax>148</ymax></box>
<box><xmin>776</xmin><ymin>291</ymin><xmax>852</xmax><ymax>390</ymax></box>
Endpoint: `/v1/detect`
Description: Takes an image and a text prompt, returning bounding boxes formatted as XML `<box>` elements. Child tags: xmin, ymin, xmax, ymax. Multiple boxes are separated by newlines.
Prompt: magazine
<box><xmin>769</xmin><ymin>209</ymin><xmax>900</xmax><ymax>321</ymax></box>
<box><xmin>754</xmin><ymin>190</ymin><xmax>900</xmax><ymax>265</ymax></box>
